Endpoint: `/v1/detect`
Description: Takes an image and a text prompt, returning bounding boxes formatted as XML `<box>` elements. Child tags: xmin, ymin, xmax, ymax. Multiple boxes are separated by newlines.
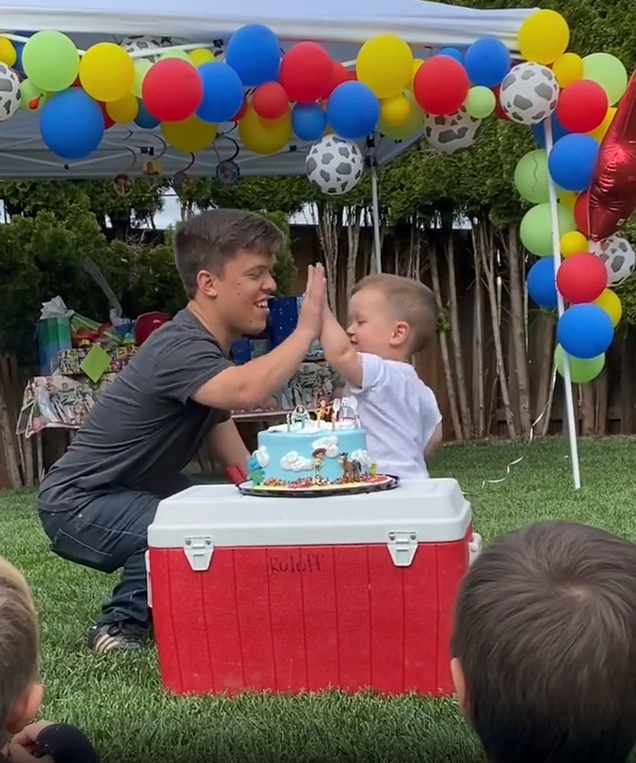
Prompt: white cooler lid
<box><xmin>148</xmin><ymin>478</ymin><xmax>471</xmax><ymax>548</ymax></box>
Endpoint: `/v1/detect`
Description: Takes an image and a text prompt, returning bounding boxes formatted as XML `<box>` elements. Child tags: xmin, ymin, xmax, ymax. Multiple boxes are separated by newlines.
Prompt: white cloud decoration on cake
<box><xmin>280</xmin><ymin>452</ymin><xmax>315</xmax><ymax>471</ymax></box>
<box><xmin>254</xmin><ymin>446</ymin><xmax>269</xmax><ymax>467</ymax></box>
<box><xmin>311</xmin><ymin>436</ymin><xmax>339</xmax><ymax>458</ymax></box>
<box><xmin>351</xmin><ymin>449</ymin><xmax>371</xmax><ymax>466</ymax></box>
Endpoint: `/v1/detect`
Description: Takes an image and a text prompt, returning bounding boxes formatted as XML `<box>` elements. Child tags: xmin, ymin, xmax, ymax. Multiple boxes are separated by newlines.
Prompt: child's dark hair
<box><xmin>451</xmin><ymin>520</ymin><xmax>636</xmax><ymax>763</ymax></box>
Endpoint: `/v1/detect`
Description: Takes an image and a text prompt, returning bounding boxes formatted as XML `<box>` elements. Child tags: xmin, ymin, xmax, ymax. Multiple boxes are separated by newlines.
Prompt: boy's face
<box><xmin>347</xmin><ymin>288</ymin><xmax>410</xmax><ymax>356</ymax></box>
<box><xmin>200</xmin><ymin>249</ymin><xmax>277</xmax><ymax>337</ymax></box>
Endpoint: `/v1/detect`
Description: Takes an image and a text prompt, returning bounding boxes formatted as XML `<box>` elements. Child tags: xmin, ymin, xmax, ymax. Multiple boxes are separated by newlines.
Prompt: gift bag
<box><xmin>36</xmin><ymin>297</ymin><xmax>73</xmax><ymax>375</ymax></box>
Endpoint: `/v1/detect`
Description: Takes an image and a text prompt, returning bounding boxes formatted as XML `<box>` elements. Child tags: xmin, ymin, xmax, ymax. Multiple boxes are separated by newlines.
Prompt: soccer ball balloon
<box><xmin>590</xmin><ymin>235</ymin><xmax>636</xmax><ymax>286</ymax></box>
<box><xmin>500</xmin><ymin>62</ymin><xmax>559</xmax><ymax>125</ymax></box>
<box><xmin>305</xmin><ymin>136</ymin><xmax>364</xmax><ymax>195</ymax></box>
<box><xmin>424</xmin><ymin>108</ymin><xmax>482</xmax><ymax>154</ymax></box>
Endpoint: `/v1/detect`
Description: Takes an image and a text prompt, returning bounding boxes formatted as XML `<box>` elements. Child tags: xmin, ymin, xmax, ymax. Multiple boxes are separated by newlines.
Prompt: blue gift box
<box><xmin>36</xmin><ymin>316</ymin><xmax>72</xmax><ymax>375</ymax></box>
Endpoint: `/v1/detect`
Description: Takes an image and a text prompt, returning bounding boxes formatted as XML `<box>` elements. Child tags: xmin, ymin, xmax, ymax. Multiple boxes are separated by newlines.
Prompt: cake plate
<box><xmin>237</xmin><ymin>474</ymin><xmax>399</xmax><ymax>498</ymax></box>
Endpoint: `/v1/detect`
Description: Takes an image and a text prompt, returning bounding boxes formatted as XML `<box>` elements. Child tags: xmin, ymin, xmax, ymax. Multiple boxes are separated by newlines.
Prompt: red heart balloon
<box><xmin>588</xmin><ymin>71</ymin><xmax>636</xmax><ymax>242</ymax></box>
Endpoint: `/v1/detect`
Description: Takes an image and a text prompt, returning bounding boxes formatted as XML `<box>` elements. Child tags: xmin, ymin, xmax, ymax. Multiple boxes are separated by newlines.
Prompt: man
<box><xmin>37</xmin><ymin>209</ymin><xmax>327</xmax><ymax>654</ymax></box>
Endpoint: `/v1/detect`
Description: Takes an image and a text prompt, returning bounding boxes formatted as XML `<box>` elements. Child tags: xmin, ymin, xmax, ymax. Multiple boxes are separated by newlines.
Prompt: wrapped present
<box><xmin>57</xmin><ymin>342</ymin><xmax>138</xmax><ymax>378</ymax></box>
<box><xmin>37</xmin><ymin>317</ymin><xmax>72</xmax><ymax>375</ymax></box>
<box><xmin>70</xmin><ymin>313</ymin><xmax>122</xmax><ymax>346</ymax></box>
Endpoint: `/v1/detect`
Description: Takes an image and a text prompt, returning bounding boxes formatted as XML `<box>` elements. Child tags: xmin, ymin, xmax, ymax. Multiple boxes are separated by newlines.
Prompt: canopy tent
<box><xmin>0</xmin><ymin>0</ymin><xmax>536</xmax><ymax>178</ymax></box>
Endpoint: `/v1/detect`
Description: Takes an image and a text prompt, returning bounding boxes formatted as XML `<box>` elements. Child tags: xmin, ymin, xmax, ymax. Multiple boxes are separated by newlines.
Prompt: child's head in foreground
<box><xmin>0</xmin><ymin>556</ymin><xmax>42</xmax><ymax>748</ymax></box>
<box><xmin>451</xmin><ymin>520</ymin><xmax>636</xmax><ymax>763</ymax></box>
<box><xmin>347</xmin><ymin>273</ymin><xmax>437</xmax><ymax>360</ymax></box>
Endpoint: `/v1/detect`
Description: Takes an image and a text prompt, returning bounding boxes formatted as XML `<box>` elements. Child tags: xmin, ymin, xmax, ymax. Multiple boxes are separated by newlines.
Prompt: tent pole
<box><xmin>370</xmin><ymin>163</ymin><xmax>382</xmax><ymax>273</ymax></box>
<box><xmin>544</xmin><ymin>118</ymin><xmax>582</xmax><ymax>490</ymax></box>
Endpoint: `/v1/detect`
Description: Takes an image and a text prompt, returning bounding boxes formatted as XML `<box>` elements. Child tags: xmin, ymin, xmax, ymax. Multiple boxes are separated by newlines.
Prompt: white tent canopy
<box><xmin>0</xmin><ymin>0</ymin><xmax>536</xmax><ymax>178</ymax></box>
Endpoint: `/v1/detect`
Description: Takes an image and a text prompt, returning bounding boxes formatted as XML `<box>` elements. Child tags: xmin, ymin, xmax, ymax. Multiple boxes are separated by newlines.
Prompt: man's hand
<box><xmin>297</xmin><ymin>263</ymin><xmax>327</xmax><ymax>340</ymax></box>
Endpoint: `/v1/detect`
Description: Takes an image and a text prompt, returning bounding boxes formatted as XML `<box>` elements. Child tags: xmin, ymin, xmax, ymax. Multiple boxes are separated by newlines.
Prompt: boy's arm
<box><xmin>320</xmin><ymin>305</ymin><xmax>363</xmax><ymax>388</ymax></box>
<box><xmin>425</xmin><ymin>421</ymin><xmax>443</xmax><ymax>459</ymax></box>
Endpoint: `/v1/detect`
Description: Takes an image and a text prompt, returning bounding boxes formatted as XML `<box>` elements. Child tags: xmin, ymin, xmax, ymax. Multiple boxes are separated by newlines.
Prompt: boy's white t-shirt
<box><xmin>344</xmin><ymin>352</ymin><xmax>442</xmax><ymax>481</ymax></box>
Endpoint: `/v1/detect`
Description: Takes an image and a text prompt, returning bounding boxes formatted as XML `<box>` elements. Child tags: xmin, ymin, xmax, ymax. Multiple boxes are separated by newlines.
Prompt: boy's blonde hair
<box><xmin>352</xmin><ymin>274</ymin><xmax>437</xmax><ymax>354</ymax></box>
<box><xmin>0</xmin><ymin>557</ymin><xmax>39</xmax><ymax>728</ymax></box>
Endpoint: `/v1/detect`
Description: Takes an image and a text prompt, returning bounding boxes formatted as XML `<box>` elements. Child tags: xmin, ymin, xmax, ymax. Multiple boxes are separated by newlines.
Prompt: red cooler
<box><xmin>146</xmin><ymin>479</ymin><xmax>476</xmax><ymax>697</ymax></box>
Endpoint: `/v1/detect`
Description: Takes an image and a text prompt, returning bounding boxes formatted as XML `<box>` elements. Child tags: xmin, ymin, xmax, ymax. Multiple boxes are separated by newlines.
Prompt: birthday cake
<box><xmin>246</xmin><ymin>398</ymin><xmax>387</xmax><ymax>491</ymax></box>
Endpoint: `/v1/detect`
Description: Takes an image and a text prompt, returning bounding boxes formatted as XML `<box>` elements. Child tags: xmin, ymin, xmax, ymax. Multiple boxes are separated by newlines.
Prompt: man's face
<box><xmin>211</xmin><ymin>249</ymin><xmax>277</xmax><ymax>336</ymax></box>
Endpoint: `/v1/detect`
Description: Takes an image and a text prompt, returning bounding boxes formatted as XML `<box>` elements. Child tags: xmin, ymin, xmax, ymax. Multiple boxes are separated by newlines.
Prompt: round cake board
<box><xmin>237</xmin><ymin>475</ymin><xmax>399</xmax><ymax>498</ymax></box>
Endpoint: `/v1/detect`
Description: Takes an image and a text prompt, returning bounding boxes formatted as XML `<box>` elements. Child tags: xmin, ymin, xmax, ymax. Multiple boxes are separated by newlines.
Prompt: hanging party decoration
<box><xmin>560</xmin><ymin>230</ymin><xmax>589</xmax><ymax>257</ymax></box>
<box><xmin>106</xmin><ymin>93</ymin><xmax>139</xmax><ymax>123</ymax></box>
<box><xmin>556</xmin><ymin>79</ymin><xmax>608</xmax><ymax>133</ymax></box>
<box><xmin>554</xmin><ymin>345</ymin><xmax>605</xmax><ymax>384</ymax></box>
<box><xmin>377</xmin><ymin>90</ymin><xmax>423</xmax><ymax>140</ymax></box>
<box><xmin>225</xmin><ymin>24</ymin><xmax>281</xmax><ymax>87</ymax></box>
<box><xmin>238</xmin><ymin>102</ymin><xmax>292</xmax><ymax>154</ymax></box>
<box><xmin>587</xmin><ymin>73</ymin><xmax>636</xmax><ymax>242</ymax></box>
<box><xmin>589</xmin><ymin>235</ymin><xmax>636</xmax><ymax>286</ymax></box>
<box><xmin>142</xmin><ymin>58</ymin><xmax>203</xmax><ymax>122</ymax></box>
<box><xmin>557</xmin><ymin>303</ymin><xmax>614</xmax><ymax>359</ymax></box>
<box><xmin>552</xmin><ymin>52</ymin><xmax>584</xmax><ymax>88</ymax></box>
<box><xmin>196</xmin><ymin>61</ymin><xmax>244</xmax><ymax>123</ymax></box>
<box><xmin>547</xmin><ymin>133</ymin><xmax>600</xmax><ymax>191</ymax></box>
<box><xmin>292</xmin><ymin>103</ymin><xmax>328</xmax><ymax>141</ymax></box>
<box><xmin>326</xmin><ymin>80</ymin><xmax>379</xmax><ymax>140</ymax></box>
<box><xmin>325</xmin><ymin>61</ymin><xmax>355</xmax><ymax>97</ymax></box>
<box><xmin>20</xmin><ymin>78</ymin><xmax>45</xmax><ymax>111</ymax></box>
<box><xmin>464</xmin><ymin>86</ymin><xmax>496</xmax><ymax>119</ymax></box>
<box><xmin>463</xmin><ymin>37</ymin><xmax>511</xmax><ymax>88</ymax></box>
<box><xmin>161</xmin><ymin>115</ymin><xmax>218</xmax><ymax>152</ymax></box>
<box><xmin>514</xmin><ymin>149</ymin><xmax>550</xmax><ymax>203</ymax></box>
<box><xmin>594</xmin><ymin>288</ymin><xmax>622</xmax><ymax>326</ymax></box>
<box><xmin>526</xmin><ymin>257</ymin><xmax>558</xmax><ymax>309</ymax></box>
<box><xmin>380</xmin><ymin>94</ymin><xmax>412</xmax><ymax>127</ymax></box>
<box><xmin>22</xmin><ymin>30</ymin><xmax>79</xmax><ymax>92</ymax></box>
<box><xmin>80</xmin><ymin>42</ymin><xmax>135</xmax><ymax>102</ymax></box>
<box><xmin>556</xmin><ymin>252</ymin><xmax>608</xmax><ymax>303</ymax></box>
<box><xmin>281</xmin><ymin>42</ymin><xmax>333</xmax><ymax>103</ymax></box>
<box><xmin>131</xmin><ymin>59</ymin><xmax>152</xmax><ymax>98</ymax></box>
<box><xmin>518</xmin><ymin>8</ymin><xmax>570</xmax><ymax>64</ymax></box>
<box><xmin>252</xmin><ymin>82</ymin><xmax>290</xmax><ymax>120</ymax></box>
<box><xmin>305</xmin><ymin>136</ymin><xmax>364</xmax><ymax>195</ymax></box>
<box><xmin>499</xmin><ymin>63</ymin><xmax>559</xmax><ymax>125</ymax></box>
<box><xmin>582</xmin><ymin>53</ymin><xmax>627</xmax><ymax>106</ymax></box>
<box><xmin>134</xmin><ymin>100</ymin><xmax>160</xmax><ymax>129</ymax></box>
<box><xmin>0</xmin><ymin>38</ymin><xmax>17</xmax><ymax>67</ymax></box>
<box><xmin>413</xmin><ymin>55</ymin><xmax>469</xmax><ymax>115</ymax></box>
<box><xmin>0</xmin><ymin>64</ymin><xmax>22</xmax><ymax>121</ymax></box>
<box><xmin>519</xmin><ymin>202</ymin><xmax>576</xmax><ymax>256</ymax></box>
<box><xmin>423</xmin><ymin>109</ymin><xmax>482</xmax><ymax>154</ymax></box>
<box><xmin>40</xmin><ymin>88</ymin><xmax>104</xmax><ymax>159</ymax></box>
<box><xmin>356</xmin><ymin>34</ymin><xmax>413</xmax><ymax>100</ymax></box>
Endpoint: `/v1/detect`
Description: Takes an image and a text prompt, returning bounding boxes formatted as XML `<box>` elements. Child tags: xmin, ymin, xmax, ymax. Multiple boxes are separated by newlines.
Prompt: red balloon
<box><xmin>574</xmin><ymin>190</ymin><xmax>590</xmax><ymax>236</ymax></box>
<box><xmin>281</xmin><ymin>42</ymin><xmax>333</xmax><ymax>103</ymax></box>
<box><xmin>557</xmin><ymin>252</ymin><xmax>608</xmax><ymax>303</ymax></box>
<box><xmin>98</xmin><ymin>101</ymin><xmax>115</xmax><ymax>130</ymax></box>
<box><xmin>556</xmin><ymin>79</ymin><xmax>609</xmax><ymax>133</ymax></box>
<box><xmin>413</xmin><ymin>55</ymin><xmax>469</xmax><ymax>115</ymax></box>
<box><xmin>324</xmin><ymin>61</ymin><xmax>355</xmax><ymax>98</ymax></box>
<box><xmin>492</xmin><ymin>85</ymin><xmax>510</xmax><ymax>121</ymax></box>
<box><xmin>142</xmin><ymin>59</ymin><xmax>203</xmax><ymax>122</ymax></box>
<box><xmin>252</xmin><ymin>82</ymin><xmax>289</xmax><ymax>119</ymax></box>
<box><xmin>588</xmin><ymin>72</ymin><xmax>636</xmax><ymax>242</ymax></box>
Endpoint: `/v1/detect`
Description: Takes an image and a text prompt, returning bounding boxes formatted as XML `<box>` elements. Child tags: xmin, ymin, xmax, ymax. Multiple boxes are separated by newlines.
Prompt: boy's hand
<box><xmin>3</xmin><ymin>723</ymin><xmax>55</xmax><ymax>763</ymax></box>
<box><xmin>4</xmin><ymin>742</ymin><xmax>54</xmax><ymax>763</ymax></box>
<box><xmin>297</xmin><ymin>264</ymin><xmax>326</xmax><ymax>340</ymax></box>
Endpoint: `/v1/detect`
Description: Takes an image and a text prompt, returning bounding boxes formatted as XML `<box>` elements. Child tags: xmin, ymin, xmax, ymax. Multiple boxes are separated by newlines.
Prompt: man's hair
<box><xmin>352</xmin><ymin>273</ymin><xmax>437</xmax><ymax>353</ymax></box>
<box><xmin>451</xmin><ymin>520</ymin><xmax>636</xmax><ymax>763</ymax></box>
<box><xmin>0</xmin><ymin>557</ymin><xmax>39</xmax><ymax>728</ymax></box>
<box><xmin>173</xmin><ymin>209</ymin><xmax>285</xmax><ymax>298</ymax></box>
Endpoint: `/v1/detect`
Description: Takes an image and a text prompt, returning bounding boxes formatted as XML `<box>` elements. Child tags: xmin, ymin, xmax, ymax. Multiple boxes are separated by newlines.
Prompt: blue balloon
<box><xmin>225</xmin><ymin>24</ymin><xmax>281</xmax><ymax>87</ymax></box>
<box><xmin>40</xmin><ymin>89</ymin><xmax>104</xmax><ymax>160</ymax></box>
<box><xmin>548</xmin><ymin>134</ymin><xmax>600</xmax><ymax>192</ymax></box>
<box><xmin>527</xmin><ymin>257</ymin><xmax>557</xmax><ymax>309</ymax></box>
<box><xmin>326</xmin><ymin>81</ymin><xmax>379</xmax><ymax>140</ymax></box>
<box><xmin>196</xmin><ymin>61</ymin><xmax>245</xmax><ymax>123</ymax></box>
<box><xmin>532</xmin><ymin>113</ymin><xmax>569</xmax><ymax>148</ymax></box>
<box><xmin>439</xmin><ymin>47</ymin><xmax>464</xmax><ymax>62</ymax></box>
<box><xmin>134</xmin><ymin>100</ymin><xmax>160</xmax><ymax>129</ymax></box>
<box><xmin>292</xmin><ymin>103</ymin><xmax>327</xmax><ymax>141</ymax></box>
<box><xmin>464</xmin><ymin>37</ymin><xmax>511</xmax><ymax>87</ymax></box>
<box><xmin>557</xmin><ymin>304</ymin><xmax>615</xmax><ymax>359</ymax></box>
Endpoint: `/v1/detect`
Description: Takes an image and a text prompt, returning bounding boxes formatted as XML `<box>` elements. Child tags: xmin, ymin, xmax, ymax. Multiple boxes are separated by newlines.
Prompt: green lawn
<box><xmin>1</xmin><ymin>436</ymin><xmax>636</xmax><ymax>763</ymax></box>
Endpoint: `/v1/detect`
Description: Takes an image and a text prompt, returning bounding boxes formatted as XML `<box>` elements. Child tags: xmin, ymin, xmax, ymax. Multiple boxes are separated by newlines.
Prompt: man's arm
<box><xmin>320</xmin><ymin>305</ymin><xmax>363</xmax><ymax>388</ymax></box>
<box><xmin>208</xmin><ymin>418</ymin><xmax>250</xmax><ymax>467</ymax></box>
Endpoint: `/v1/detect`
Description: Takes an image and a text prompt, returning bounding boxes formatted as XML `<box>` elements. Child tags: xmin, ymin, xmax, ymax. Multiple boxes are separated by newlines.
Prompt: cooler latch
<box><xmin>387</xmin><ymin>531</ymin><xmax>418</xmax><ymax>567</ymax></box>
<box><xmin>183</xmin><ymin>536</ymin><xmax>214</xmax><ymax>571</ymax></box>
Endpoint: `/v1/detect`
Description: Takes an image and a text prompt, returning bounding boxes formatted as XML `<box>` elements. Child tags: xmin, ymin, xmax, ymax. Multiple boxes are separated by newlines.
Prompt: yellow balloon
<box><xmin>238</xmin><ymin>103</ymin><xmax>292</xmax><ymax>154</ymax></box>
<box><xmin>356</xmin><ymin>34</ymin><xmax>413</xmax><ymax>99</ymax></box>
<box><xmin>409</xmin><ymin>58</ymin><xmax>424</xmax><ymax>90</ymax></box>
<box><xmin>594</xmin><ymin>288</ymin><xmax>622</xmax><ymax>326</ymax></box>
<box><xmin>106</xmin><ymin>93</ymin><xmax>139</xmax><ymax>123</ymax></box>
<box><xmin>558</xmin><ymin>190</ymin><xmax>578</xmax><ymax>210</ymax></box>
<box><xmin>560</xmin><ymin>230</ymin><xmax>588</xmax><ymax>256</ymax></box>
<box><xmin>132</xmin><ymin>59</ymin><xmax>152</xmax><ymax>98</ymax></box>
<box><xmin>378</xmin><ymin>90</ymin><xmax>423</xmax><ymax>139</ymax></box>
<box><xmin>161</xmin><ymin>116</ymin><xmax>218</xmax><ymax>152</ymax></box>
<box><xmin>381</xmin><ymin>93</ymin><xmax>412</xmax><ymax>127</ymax></box>
<box><xmin>0</xmin><ymin>38</ymin><xmax>16</xmax><ymax>66</ymax></box>
<box><xmin>80</xmin><ymin>43</ymin><xmax>135</xmax><ymax>102</ymax></box>
<box><xmin>552</xmin><ymin>52</ymin><xmax>583</xmax><ymax>87</ymax></box>
<box><xmin>589</xmin><ymin>106</ymin><xmax>616</xmax><ymax>141</ymax></box>
<box><xmin>518</xmin><ymin>9</ymin><xmax>570</xmax><ymax>65</ymax></box>
<box><xmin>190</xmin><ymin>48</ymin><xmax>215</xmax><ymax>66</ymax></box>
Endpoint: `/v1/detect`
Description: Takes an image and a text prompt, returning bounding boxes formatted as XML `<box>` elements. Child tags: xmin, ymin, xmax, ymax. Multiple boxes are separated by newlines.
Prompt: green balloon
<box><xmin>19</xmin><ymin>79</ymin><xmax>45</xmax><ymax>112</ymax></box>
<box><xmin>159</xmin><ymin>48</ymin><xmax>192</xmax><ymax>63</ymax></box>
<box><xmin>554</xmin><ymin>344</ymin><xmax>605</xmax><ymax>384</ymax></box>
<box><xmin>519</xmin><ymin>202</ymin><xmax>576</xmax><ymax>256</ymax></box>
<box><xmin>465</xmin><ymin>86</ymin><xmax>495</xmax><ymax>119</ymax></box>
<box><xmin>583</xmin><ymin>53</ymin><xmax>627</xmax><ymax>106</ymax></box>
<box><xmin>131</xmin><ymin>59</ymin><xmax>152</xmax><ymax>99</ymax></box>
<box><xmin>22</xmin><ymin>30</ymin><xmax>79</xmax><ymax>93</ymax></box>
<box><xmin>514</xmin><ymin>149</ymin><xmax>550</xmax><ymax>204</ymax></box>
<box><xmin>378</xmin><ymin>90</ymin><xmax>424</xmax><ymax>140</ymax></box>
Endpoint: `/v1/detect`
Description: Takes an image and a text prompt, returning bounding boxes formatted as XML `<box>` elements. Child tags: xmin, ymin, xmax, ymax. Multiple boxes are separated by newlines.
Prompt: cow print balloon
<box><xmin>590</xmin><ymin>234</ymin><xmax>636</xmax><ymax>286</ymax></box>
<box><xmin>305</xmin><ymin>136</ymin><xmax>364</xmax><ymax>196</ymax></box>
<box><xmin>0</xmin><ymin>63</ymin><xmax>21</xmax><ymax>122</ymax></box>
<box><xmin>424</xmin><ymin>108</ymin><xmax>482</xmax><ymax>154</ymax></box>
<box><xmin>500</xmin><ymin>62</ymin><xmax>559</xmax><ymax>126</ymax></box>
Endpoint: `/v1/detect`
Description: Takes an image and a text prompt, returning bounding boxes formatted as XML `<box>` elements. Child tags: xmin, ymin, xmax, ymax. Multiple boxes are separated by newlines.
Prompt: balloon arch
<box><xmin>0</xmin><ymin>8</ymin><xmax>632</xmax><ymax>487</ymax></box>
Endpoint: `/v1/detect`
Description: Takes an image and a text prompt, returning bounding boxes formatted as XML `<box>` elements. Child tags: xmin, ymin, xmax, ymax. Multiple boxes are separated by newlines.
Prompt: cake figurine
<box><xmin>245</xmin><ymin>404</ymin><xmax>385</xmax><ymax>492</ymax></box>
<box><xmin>314</xmin><ymin>397</ymin><xmax>332</xmax><ymax>424</ymax></box>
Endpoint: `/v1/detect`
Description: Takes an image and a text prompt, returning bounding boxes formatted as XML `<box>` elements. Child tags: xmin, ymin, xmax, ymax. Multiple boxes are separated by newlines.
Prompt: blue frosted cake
<box><xmin>246</xmin><ymin>400</ymin><xmax>383</xmax><ymax>490</ymax></box>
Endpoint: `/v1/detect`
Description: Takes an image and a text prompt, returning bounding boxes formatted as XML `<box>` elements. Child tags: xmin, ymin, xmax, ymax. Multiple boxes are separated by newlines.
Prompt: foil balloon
<box><xmin>588</xmin><ymin>71</ymin><xmax>636</xmax><ymax>242</ymax></box>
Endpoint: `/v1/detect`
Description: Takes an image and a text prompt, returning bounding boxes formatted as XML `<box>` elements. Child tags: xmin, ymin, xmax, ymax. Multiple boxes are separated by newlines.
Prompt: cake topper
<box><xmin>336</xmin><ymin>396</ymin><xmax>360</xmax><ymax>426</ymax></box>
<box><xmin>287</xmin><ymin>404</ymin><xmax>311</xmax><ymax>431</ymax></box>
<box><xmin>314</xmin><ymin>397</ymin><xmax>331</xmax><ymax>424</ymax></box>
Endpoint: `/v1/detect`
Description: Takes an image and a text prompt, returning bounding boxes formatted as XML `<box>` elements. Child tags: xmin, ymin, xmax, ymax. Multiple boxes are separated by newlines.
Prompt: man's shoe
<box><xmin>87</xmin><ymin>621</ymin><xmax>148</xmax><ymax>654</ymax></box>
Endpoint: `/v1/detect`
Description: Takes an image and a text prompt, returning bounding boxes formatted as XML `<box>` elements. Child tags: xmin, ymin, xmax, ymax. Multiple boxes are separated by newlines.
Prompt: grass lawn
<box><xmin>1</xmin><ymin>436</ymin><xmax>636</xmax><ymax>763</ymax></box>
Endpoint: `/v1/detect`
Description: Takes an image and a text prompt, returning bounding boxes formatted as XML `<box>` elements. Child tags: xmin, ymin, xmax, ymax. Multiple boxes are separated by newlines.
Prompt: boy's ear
<box><xmin>451</xmin><ymin>658</ymin><xmax>468</xmax><ymax>711</ymax></box>
<box><xmin>5</xmin><ymin>683</ymin><xmax>43</xmax><ymax>734</ymax></box>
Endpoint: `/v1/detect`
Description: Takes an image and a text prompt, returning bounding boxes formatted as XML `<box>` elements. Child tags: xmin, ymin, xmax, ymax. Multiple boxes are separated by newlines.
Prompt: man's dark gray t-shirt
<box><xmin>38</xmin><ymin>308</ymin><xmax>234</xmax><ymax>511</ymax></box>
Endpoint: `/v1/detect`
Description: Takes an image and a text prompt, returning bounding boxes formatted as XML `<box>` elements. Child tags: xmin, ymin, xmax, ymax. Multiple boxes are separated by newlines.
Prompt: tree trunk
<box><xmin>471</xmin><ymin>227</ymin><xmax>486</xmax><ymax>439</ymax></box>
<box><xmin>505</xmin><ymin>224</ymin><xmax>532</xmax><ymax>437</ymax></box>
<box><xmin>479</xmin><ymin>222</ymin><xmax>516</xmax><ymax>439</ymax></box>
<box><xmin>429</xmin><ymin>240</ymin><xmax>463</xmax><ymax>441</ymax></box>
<box><xmin>446</xmin><ymin>231</ymin><xmax>473</xmax><ymax>439</ymax></box>
<box><xmin>534</xmin><ymin>311</ymin><xmax>556</xmax><ymax>436</ymax></box>
<box><xmin>620</xmin><ymin>327</ymin><xmax>634</xmax><ymax>433</ymax></box>
<box><xmin>315</xmin><ymin>202</ymin><xmax>340</xmax><ymax>314</ymax></box>
<box><xmin>345</xmin><ymin>206</ymin><xmax>363</xmax><ymax>301</ymax></box>
<box><xmin>578</xmin><ymin>383</ymin><xmax>595</xmax><ymax>436</ymax></box>
<box><xmin>595</xmin><ymin>369</ymin><xmax>608</xmax><ymax>435</ymax></box>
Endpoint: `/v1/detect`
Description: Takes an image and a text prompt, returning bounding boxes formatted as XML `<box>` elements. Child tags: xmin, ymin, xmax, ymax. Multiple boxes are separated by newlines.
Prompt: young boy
<box><xmin>451</xmin><ymin>520</ymin><xmax>636</xmax><ymax>763</ymax></box>
<box><xmin>0</xmin><ymin>556</ymin><xmax>100</xmax><ymax>763</ymax></box>
<box><xmin>320</xmin><ymin>273</ymin><xmax>442</xmax><ymax>480</ymax></box>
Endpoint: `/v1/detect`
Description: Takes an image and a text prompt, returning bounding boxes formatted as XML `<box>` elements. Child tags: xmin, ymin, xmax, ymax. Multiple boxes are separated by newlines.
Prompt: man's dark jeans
<box><xmin>39</xmin><ymin>474</ymin><xmax>200</xmax><ymax>629</ymax></box>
